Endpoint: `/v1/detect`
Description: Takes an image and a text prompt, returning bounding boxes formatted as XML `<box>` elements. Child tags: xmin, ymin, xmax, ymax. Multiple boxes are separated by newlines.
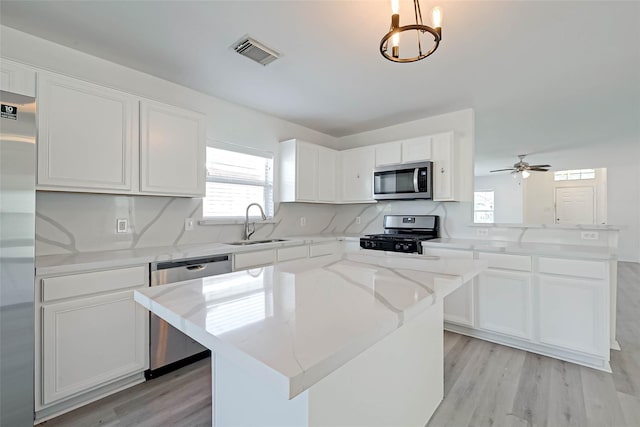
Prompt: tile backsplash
<box><xmin>35</xmin><ymin>192</ymin><xmax>471</xmax><ymax>255</ymax></box>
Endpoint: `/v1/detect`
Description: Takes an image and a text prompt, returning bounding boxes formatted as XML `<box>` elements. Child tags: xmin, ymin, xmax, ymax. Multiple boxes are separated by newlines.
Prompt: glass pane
<box><xmin>567</xmin><ymin>170</ymin><xmax>581</xmax><ymax>180</ymax></box>
<box><xmin>474</xmin><ymin>212</ymin><xmax>494</xmax><ymax>223</ymax></box>
<box><xmin>580</xmin><ymin>169</ymin><xmax>595</xmax><ymax>179</ymax></box>
<box><xmin>206</xmin><ymin>147</ymin><xmax>273</xmax><ymax>184</ymax></box>
<box><xmin>474</xmin><ymin>191</ymin><xmax>494</xmax><ymax>211</ymax></box>
<box><xmin>554</xmin><ymin>171</ymin><xmax>568</xmax><ymax>181</ymax></box>
<box><xmin>204</xmin><ymin>182</ymin><xmax>271</xmax><ymax>218</ymax></box>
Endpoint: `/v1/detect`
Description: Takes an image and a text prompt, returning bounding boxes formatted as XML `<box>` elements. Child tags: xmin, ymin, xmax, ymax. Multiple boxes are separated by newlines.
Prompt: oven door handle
<box><xmin>413</xmin><ymin>168</ymin><xmax>419</xmax><ymax>192</ymax></box>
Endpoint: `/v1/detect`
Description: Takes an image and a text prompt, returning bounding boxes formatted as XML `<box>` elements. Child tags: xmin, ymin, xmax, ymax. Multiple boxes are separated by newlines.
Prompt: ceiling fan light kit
<box><xmin>490</xmin><ymin>154</ymin><xmax>552</xmax><ymax>179</ymax></box>
<box><xmin>380</xmin><ymin>0</ymin><xmax>442</xmax><ymax>63</ymax></box>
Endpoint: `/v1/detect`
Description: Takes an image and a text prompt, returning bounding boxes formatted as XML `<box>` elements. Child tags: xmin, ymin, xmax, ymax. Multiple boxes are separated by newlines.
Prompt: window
<box><xmin>554</xmin><ymin>169</ymin><xmax>596</xmax><ymax>181</ymax></box>
<box><xmin>203</xmin><ymin>146</ymin><xmax>274</xmax><ymax>219</ymax></box>
<box><xmin>474</xmin><ymin>191</ymin><xmax>495</xmax><ymax>223</ymax></box>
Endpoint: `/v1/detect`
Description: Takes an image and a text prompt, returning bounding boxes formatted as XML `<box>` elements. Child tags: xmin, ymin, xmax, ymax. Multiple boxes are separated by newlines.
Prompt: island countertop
<box><xmin>134</xmin><ymin>252</ymin><xmax>486</xmax><ymax>399</ymax></box>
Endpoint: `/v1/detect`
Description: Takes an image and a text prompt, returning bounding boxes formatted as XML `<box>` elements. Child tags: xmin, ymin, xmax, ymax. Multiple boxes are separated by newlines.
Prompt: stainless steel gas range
<box><xmin>359</xmin><ymin>215</ymin><xmax>440</xmax><ymax>254</ymax></box>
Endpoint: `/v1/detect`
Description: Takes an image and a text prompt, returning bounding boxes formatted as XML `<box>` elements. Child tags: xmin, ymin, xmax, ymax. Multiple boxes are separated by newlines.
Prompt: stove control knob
<box><xmin>395</xmin><ymin>243</ymin><xmax>402</xmax><ymax>250</ymax></box>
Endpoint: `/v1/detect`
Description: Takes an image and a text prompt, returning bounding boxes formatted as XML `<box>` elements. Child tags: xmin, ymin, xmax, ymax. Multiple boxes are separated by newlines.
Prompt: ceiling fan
<box><xmin>490</xmin><ymin>154</ymin><xmax>551</xmax><ymax>178</ymax></box>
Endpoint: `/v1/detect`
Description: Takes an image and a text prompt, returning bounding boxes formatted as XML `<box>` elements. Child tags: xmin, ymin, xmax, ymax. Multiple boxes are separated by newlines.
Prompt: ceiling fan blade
<box><xmin>490</xmin><ymin>168</ymin><xmax>516</xmax><ymax>172</ymax></box>
<box><xmin>528</xmin><ymin>168</ymin><xmax>550</xmax><ymax>171</ymax></box>
<box><xmin>528</xmin><ymin>164</ymin><xmax>551</xmax><ymax>168</ymax></box>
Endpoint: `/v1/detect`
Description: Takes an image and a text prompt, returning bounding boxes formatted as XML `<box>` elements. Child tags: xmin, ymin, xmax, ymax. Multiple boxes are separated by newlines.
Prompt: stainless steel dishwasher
<box><xmin>146</xmin><ymin>254</ymin><xmax>232</xmax><ymax>379</ymax></box>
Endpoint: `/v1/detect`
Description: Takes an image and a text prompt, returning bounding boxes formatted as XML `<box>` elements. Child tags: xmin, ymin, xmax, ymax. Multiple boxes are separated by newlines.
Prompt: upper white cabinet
<box><xmin>279</xmin><ymin>139</ymin><xmax>337</xmax><ymax>203</ymax></box>
<box><xmin>37</xmin><ymin>72</ymin><xmax>138</xmax><ymax>192</ymax></box>
<box><xmin>341</xmin><ymin>146</ymin><xmax>375</xmax><ymax>202</ymax></box>
<box><xmin>374</xmin><ymin>141</ymin><xmax>402</xmax><ymax>166</ymax></box>
<box><xmin>431</xmin><ymin>132</ymin><xmax>456</xmax><ymax>201</ymax></box>
<box><xmin>140</xmin><ymin>99</ymin><xmax>206</xmax><ymax>197</ymax></box>
<box><xmin>0</xmin><ymin>59</ymin><xmax>36</xmax><ymax>97</ymax></box>
<box><xmin>374</xmin><ymin>136</ymin><xmax>432</xmax><ymax>167</ymax></box>
<box><xmin>401</xmin><ymin>136</ymin><xmax>432</xmax><ymax>163</ymax></box>
<box><xmin>36</xmin><ymin>70</ymin><xmax>205</xmax><ymax>197</ymax></box>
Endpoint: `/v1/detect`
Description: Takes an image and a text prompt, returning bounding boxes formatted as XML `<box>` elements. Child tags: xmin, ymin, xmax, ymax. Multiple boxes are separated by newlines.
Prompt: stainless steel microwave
<box><xmin>373</xmin><ymin>161</ymin><xmax>433</xmax><ymax>200</ymax></box>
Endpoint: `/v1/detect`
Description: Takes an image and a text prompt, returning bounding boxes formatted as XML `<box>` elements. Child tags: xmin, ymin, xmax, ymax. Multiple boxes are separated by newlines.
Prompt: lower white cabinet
<box><xmin>477</xmin><ymin>269</ymin><xmax>531</xmax><ymax>339</ymax></box>
<box><xmin>444</xmin><ymin>282</ymin><xmax>475</xmax><ymax>327</ymax></box>
<box><xmin>42</xmin><ymin>291</ymin><xmax>147</xmax><ymax>404</ymax></box>
<box><xmin>36</xmin><ymin>266</ymin><xmax>149</xmax><ymax>419</ymax></box>
<box><xmin>538</xmin><ymin>275</ymin><xmax>607</xmax><ymax>355</ymax></box>
<box><xmin>233</xmin><ymin>249</ymin><xmax>276</xmax><ymax>271</ymax></box>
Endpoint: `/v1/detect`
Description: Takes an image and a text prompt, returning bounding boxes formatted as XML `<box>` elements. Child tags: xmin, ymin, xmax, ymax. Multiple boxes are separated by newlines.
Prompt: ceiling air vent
<box><xmin>233</xmin><ymin>37</ymin><xmax>280</xmax><ymax>66</ymax></box>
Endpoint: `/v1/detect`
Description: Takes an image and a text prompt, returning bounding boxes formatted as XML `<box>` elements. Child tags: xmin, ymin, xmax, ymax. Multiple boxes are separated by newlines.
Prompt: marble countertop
<box><xmin>134</xmin><ymin>252</ymin><xmax>487</xmax><ymax>399</ymax></box>
<box><xmin>467</xmin><ymin>223</ymin><xmax>621</xmax><ymax>231</ymax></box>
<box><xmin>422</xmin><ymin>238</ymin><xmax>616</xmax><ymax>260</ymax></box>
<box><xmin>35</xmin><ymin>234</ymin><xmax>361</xmax><ymax>276</ymax></box>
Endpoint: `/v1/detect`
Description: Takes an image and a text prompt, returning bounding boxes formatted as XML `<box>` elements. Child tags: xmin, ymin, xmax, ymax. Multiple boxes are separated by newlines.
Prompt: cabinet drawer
<box><xmin>42</xmin><ymin>266</ymin><xmax>148</xmax><ymax>302</ymax></box>
<box><xmin>478</xmin><ymin>253</ymin><xmax>531</xmax><ymax>272</ymax></box>
<box><xmin>538</xmin><ymin>258</ymin><xmax>606</xmax><ymax>279</ymax></box>
<box><xmin>277</xmin><ymin>245</ymin><xmax>309</xmax><ymax>262</ymax></box>
<box><xmin>234</xmin><ymin>249</ymin><xmax>275</xmax><ymax>270</ymax></box>
<box><xmin>309</xmin><ymin>241</ymin><xmax>341</xmax><ymax>258</ymax></box>
<box><xmin>422</xmin><ymin>248</ymin><xmax>473</xmax><ymax>259</ymax></box>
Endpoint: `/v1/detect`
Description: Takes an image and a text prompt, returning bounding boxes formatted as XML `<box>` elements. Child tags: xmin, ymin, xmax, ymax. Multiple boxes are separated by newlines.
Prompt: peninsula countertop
<box><xmin>134</xmin><ymin>252</ymin><xmax>486</xmax><ymax>399</ymax></box>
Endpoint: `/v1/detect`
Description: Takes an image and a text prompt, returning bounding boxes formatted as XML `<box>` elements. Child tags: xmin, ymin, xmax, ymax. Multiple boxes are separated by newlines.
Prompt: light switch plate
<box><xmin>355</xmin><ymin>216</ymin><xmax>361</xmax><ymax>225</ymax></box>
<box><xmin>300</xmin><ymin>217</ymin><xmax>307</xmax><ymax>227</ymax></box>
<box><xmin>116</xmin><ymin>218</ymin><xmax>128</xmax><ymax>234</ymax></box>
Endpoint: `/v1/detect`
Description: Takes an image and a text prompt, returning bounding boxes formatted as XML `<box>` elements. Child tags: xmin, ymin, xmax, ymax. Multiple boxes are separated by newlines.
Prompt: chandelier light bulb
<box><xmin>392</xmin><ymin>32</ymin><xmax>400</xmax><ymax>47</ymax></box>
<box><xmin>432</xmin><ymin>6</ymin><xmax>443</xmax><ymax>28</ymax></box>
<box><xmin>391</xmin><ymin>0</ymin><xmax>400</xmax><ymax>15</ymax></box>
<box><xmin>521</xmin><ymin>170</ymin><xmax>530</xmax><ymax>179</ymax></box>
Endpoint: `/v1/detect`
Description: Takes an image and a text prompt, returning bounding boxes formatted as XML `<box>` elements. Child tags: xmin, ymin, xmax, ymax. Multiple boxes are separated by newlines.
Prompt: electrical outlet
<box><xmin>300</xmin><ymin>217</ymin><xmax>307</xmax><ymax>227</ymax></box>
<box><xmin>116</xmin><ymin>218</ymin><xmax>128</xmax><ymax>234</ymax></box>
<box><xmin>475</xmin><ymin>228</ymin><xmax>489</xmax><ymax>237</ymax></box>
<box><xmin>355</xmin><ymin>216</ymin><xmax>361</xmax><ymax>225</ymax></box>
<box><xmin>581</xmin><ymin>231</ymin><xmax>599</xmax><ymax>240</ymax></box>
<box><xmin>184</xmin><ymin>218</ymin><xmax>195</xmax><ymax>231</ymax></box>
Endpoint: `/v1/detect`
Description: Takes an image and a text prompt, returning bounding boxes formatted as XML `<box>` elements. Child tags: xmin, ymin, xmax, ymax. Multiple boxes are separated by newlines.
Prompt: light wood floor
<box><xmin>40</xmin><ymin>262</ymin><xmax>640</xmax><ymax>427</ymax></box>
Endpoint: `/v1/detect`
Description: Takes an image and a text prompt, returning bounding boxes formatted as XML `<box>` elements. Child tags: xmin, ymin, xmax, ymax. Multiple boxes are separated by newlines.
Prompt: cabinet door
<box><xmin>375</xmin><ymin>142</ymin><xmax>402</xmax><ymax>166</ymax></box>
<box><xmin>538</xmin><ymin>275</ymin><xmax>607</xmax><ymax>356</ymax></box>
<box><xmin>317</xmin><ymin>147</ymin><xmax>337</xmax><ymax>202</ymax></box>
<box><xmin>431</xmin><ymin>132</ymin><xmax>455</xmax><ymax>201</ymax></box>
<box><xmin>37</xmin><ymin>73</ymin><xmax>137</xmax><ymax>192</ymax></box>
<box><xmin>341</xmin><ymin>147</ymin><xmax>375</xmax><ymax>202</ymax></box>
<box><xmin>140</xmin><ymin>100</ymin><xmax>205</xmax><ymax>196</ymax></box>
<box><xmin>0</xmin><ymin>59</ymin><xmax>36</xmax><ymax>97</ymax></box>
<box><xmin>444</xmin><ymin>281</ymin><xmax>475</xmax><ymax>327</ymax></box>
<box><xmin>477</xmin><ymin>270</ymin><xmax>531</xmax><ymax>339</ymax></box>
<box><xmin>401</xmin><ymin>136</ymin><xmax>432</xmax><ymax>163</ymax></box>
<box><xmin>42</xmin><ymin>290</ymin><xmax>147</xmax><ymax>404</ymax></box>
<box><xmin>296</xmin><ymin>142</ymin><xmax>318</xmax><ymax>201</ymax></box>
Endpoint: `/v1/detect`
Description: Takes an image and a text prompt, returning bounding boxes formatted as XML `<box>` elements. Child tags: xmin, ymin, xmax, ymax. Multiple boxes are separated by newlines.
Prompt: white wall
<box><xmin>474</xmin><ymin>174</ymin><xmax>524</xmax><ymax>223</ymax></box>
<box><xmin>523</xmin><ymin>168</ymin><xmax>607</xmax><ymax>225</ymax></box>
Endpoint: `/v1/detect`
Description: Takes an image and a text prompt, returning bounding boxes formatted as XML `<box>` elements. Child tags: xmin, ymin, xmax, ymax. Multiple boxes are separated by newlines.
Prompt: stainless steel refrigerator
<box><xmin>0</xmin><ymin>90</ymin><xmax>36</xmax><ymax>426</ymax></box>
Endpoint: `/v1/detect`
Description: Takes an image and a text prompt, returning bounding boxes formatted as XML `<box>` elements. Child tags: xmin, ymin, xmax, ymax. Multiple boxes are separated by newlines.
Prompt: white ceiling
<box><xmin>1</xmin><ymin>1</ymin><xmax>638</xmax><ymax>174</ymax></box>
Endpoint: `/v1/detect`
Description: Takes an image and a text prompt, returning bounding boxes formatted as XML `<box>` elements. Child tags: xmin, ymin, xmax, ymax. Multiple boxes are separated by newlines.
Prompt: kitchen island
<box><xmin>134</xmin><ymin>252</ymin><xmax>486</xmax><ymax>427</ymax></box>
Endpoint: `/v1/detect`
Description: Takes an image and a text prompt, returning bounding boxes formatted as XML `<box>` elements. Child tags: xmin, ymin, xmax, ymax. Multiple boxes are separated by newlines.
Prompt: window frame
<box><xmin>201</xmin><ymin>142</ymin><xmax>275</xmax><ymax>223</ymax></box>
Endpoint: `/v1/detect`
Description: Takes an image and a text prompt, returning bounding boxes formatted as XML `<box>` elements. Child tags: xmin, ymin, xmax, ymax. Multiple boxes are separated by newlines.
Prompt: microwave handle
<box><xmin>413</xmin><ymin>168</ymin><xmax>419</xmax><ymax>192</ymax></box>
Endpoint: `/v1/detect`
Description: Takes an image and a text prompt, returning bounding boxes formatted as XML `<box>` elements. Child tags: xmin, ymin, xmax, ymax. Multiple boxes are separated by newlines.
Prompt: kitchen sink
<box><xmin>226</xmin><ymin>239</ymin><xmax>288</xmax><ymax>246</ymax></box>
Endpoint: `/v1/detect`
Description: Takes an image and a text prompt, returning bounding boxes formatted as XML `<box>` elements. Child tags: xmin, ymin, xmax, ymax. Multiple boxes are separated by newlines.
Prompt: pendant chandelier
<box><xmin>380</xmin><ymin>0</ymin><xmax>443</xmax><ymax>63</ymax></box>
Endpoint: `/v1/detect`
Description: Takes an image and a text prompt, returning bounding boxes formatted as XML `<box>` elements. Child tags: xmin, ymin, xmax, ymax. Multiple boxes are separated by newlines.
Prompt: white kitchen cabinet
<box><xmin>477</xmin><ymin>269</ymin><xmax>531</xmax><ymax>339</ymax></box>
<box><xmin>401</xmin><ymin>135</ymin><xmax>432</xmax><ymax>163</ymax></box>
<box><xmin>0</xmin><ymin>58</ymin><xmax>36</xmax><ymax>97</ymax></box>
<box><xmin>538</xmin><ymin>275</ymin><xmax>607</xmax><ymax>356</ymax></box>
<box><xmin>140</xmin><ymin>99</ymin><xmax>206</xmax><ymax>197</ymax></box>
<box><xmin>279</xmin><ymin>139</ymin><xmax>337</xmax><ymax>203</ymax></box>
<box><xmin>431</xmin><ymin>132</ymin><xmax>455</xmax><ymax>201</ymax></box>
<box><xmin>374</xmin><ymin>141</ymin><xmax>402</xmax><ymax>166</ymax></box>
<box><xmin>42</xmin><ymin>290</ymin><xmax>147</xmax><ymax>404</ymax></box>
<box><xmin>423</xmin><ymin>248</ymin><xmax>475</xmax><ymax>327</ymax></box>
<box><xmin>37</xmin><ymin>72</ymin><xmax>138</xmax><ymax>192</ymax></box>
<box><xmin>233</xmin><ymin>249</ymin><xmax>276</xmax><ymax>271</ymax></box>
<box><xmin>340</xmin><ymin>146</ymin><xmax>375</xmax><ymax>202</ymax></box>
<box><xmin>37</xmin><ymin>265</ymin><xmax>148</xmax><ymax>414</ymax></box>
<box><xmin>317</xmin><ymin>146</ymin><xmax>338</xmax><ymax>202</ymax></box>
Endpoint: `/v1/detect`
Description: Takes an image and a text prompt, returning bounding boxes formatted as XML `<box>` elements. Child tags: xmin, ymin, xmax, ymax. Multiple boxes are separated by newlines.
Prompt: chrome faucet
<box><xmin>244</xmin><ymin>203</ymin><xmax>267</xmax><ymax>240</ymax></box>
